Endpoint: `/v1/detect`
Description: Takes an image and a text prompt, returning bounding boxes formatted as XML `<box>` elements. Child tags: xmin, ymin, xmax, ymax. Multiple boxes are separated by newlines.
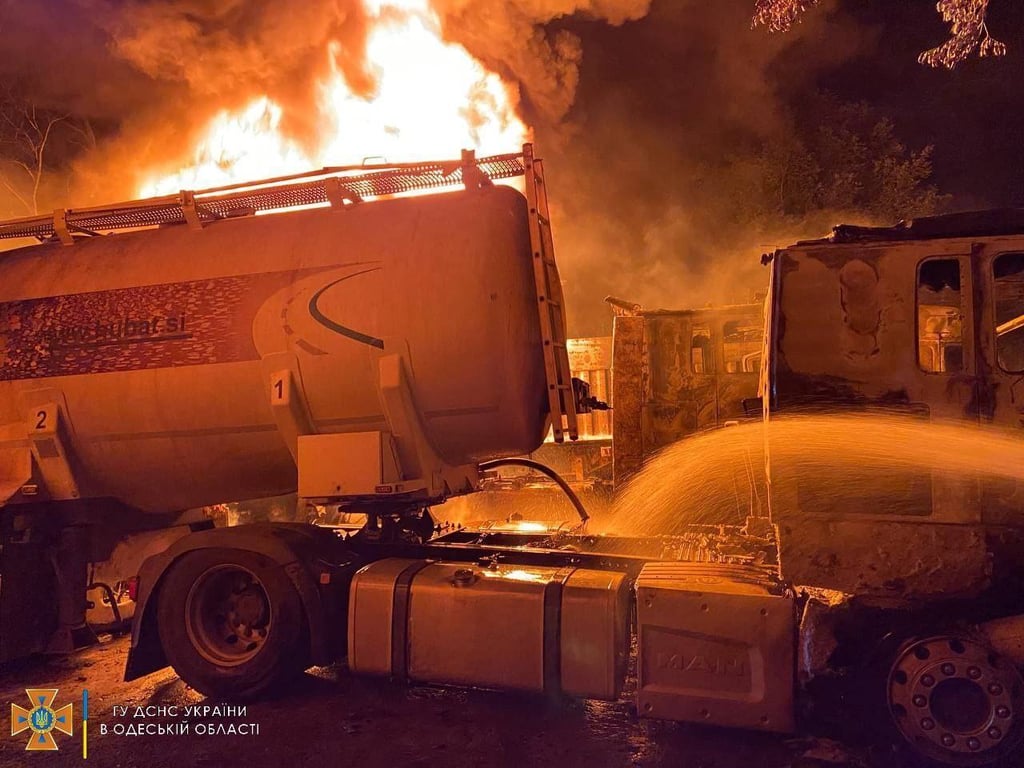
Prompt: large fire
<box><xmin>140</xmin><ymin>0</ymin><xmax>529</xmax><ymax>197</ymax></box>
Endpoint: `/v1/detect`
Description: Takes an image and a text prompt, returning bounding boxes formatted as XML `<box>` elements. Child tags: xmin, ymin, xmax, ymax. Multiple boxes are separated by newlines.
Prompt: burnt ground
<box><xmin>0</xmin><ymin>635</ymin><xmax>892</xmax><ymax>768</ymax></box>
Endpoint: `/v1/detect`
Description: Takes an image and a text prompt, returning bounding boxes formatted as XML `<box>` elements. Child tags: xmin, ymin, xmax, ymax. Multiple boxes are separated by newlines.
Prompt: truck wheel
<box><xmin>887</xmin><ymin>635</ymin><xmax>1024</xmax><ymax>766</ymax></box>
<box><xmin>157</xmin><ymin>548</ymin><xmax>308</xmax><ymax>700</ymax></box>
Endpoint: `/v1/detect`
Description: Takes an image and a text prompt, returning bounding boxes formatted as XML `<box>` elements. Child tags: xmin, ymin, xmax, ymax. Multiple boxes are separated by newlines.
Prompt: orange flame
<box><xmin>140</xmin><ymin>0</ymin><xmax>529</xmax><ymax>197</ymax></box>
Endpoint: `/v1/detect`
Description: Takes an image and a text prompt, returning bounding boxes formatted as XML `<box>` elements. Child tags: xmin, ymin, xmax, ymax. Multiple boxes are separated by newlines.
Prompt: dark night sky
<box><xmin>812</xmin><ymin>0</ymin><xmax>1024</xmax><ymax>207</ymax></box>
<box><xmin>565</xmin><ymin>0</ymin><xmax>1024</xmax><ymax>206</ymax></box>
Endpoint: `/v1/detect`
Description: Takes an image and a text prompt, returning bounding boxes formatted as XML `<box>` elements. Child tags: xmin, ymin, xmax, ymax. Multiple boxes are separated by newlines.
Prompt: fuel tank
<box><xmin>0</xmin><ymin>185</ymin><xmax>548</xmax><ymax>512</ymax></box>
<box><xmin>348</xmin><ymin>558</ymin><xmax>631</xmax><ymax>699</ymax></box>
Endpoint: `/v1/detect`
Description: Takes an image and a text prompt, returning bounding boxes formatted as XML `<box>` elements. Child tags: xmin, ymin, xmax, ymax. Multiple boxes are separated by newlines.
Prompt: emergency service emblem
<box><xmin>11</xmin><ymin>688</ymin><xmax>73</xmax><ymax>750</ymax></box>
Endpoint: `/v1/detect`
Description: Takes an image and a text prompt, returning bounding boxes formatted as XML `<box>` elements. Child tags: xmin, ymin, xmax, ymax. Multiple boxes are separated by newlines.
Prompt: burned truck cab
<box><xmin>760</xmin><ymin>213</ymin><xmax>1024</xmax><ymax>765</ymax></box>
<box><xmin>767</xmin><ymin>211</ymin><xmax>1024</xmax><ymax>427</ymax></box>
<box><xmin>764</xmin><ymin>211</ymin><xmax>1024</xmax><ymax>603</ymax></box>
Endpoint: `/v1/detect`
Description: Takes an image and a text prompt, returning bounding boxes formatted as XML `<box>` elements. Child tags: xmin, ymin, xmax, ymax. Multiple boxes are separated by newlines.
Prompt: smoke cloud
<box><xmin>526</xmin><ymin>0</ymin><xmax>871</xmax><ymax>333</ymax></box>
<box><xmin>433</xmin><ymin>0</ymin><xmax>651</xmax><ymax>121</ymax></box>
<box><xmin>16</xmin><ymin>0</ymin><xmax>379</xmax><ymax>202</ymax></box>
<box><xmin>0</xmin><ymin>0</ymin><xmax>654</xmax><ymax>210</ymax></box>
<box><xmin>0</xmin><ymin>0</ymin><xmax>879</xmax><ymax>335</ymax></box>
<box><xmin>98</xmin><ymin>0</ymin><xmax>376</xmax><ymax>141</ymax></box>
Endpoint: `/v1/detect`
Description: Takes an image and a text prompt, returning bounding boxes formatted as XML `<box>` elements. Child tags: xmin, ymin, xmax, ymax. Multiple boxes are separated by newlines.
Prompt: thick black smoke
<box><xmin>524</xmin><ymin>0</ymin><xmax>866</xmax><ymax>332</ymax></box>
<box><xmin>433</xmin><ymin>0</ymin><xmax>651</xmax><ymax>122</ymax></box>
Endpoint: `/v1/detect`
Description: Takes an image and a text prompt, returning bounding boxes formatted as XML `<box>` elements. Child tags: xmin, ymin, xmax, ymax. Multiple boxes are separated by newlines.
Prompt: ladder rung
<box><xmin>527</xmin><ymin>150</ymin><xmax>578</xmax><ymax>444</ymax></box>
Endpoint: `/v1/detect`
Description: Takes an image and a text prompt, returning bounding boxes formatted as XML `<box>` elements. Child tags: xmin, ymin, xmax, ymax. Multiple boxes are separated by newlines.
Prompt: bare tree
<box><xmin>752</xmin><ymin>0</ymin><xmax>1007</xmax><ymax>69</ymax></box>
<box><xmin>0</xmin><ymin>87</ymin><xmax>90</xmax><ymax>216</ymax></box>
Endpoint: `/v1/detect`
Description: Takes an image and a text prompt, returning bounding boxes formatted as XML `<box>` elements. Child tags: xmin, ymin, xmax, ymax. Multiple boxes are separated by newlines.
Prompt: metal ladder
<box><xmin>523</xmin><ymin>144</ymin><xmax>578</xmax><ymax>442</ymax></box>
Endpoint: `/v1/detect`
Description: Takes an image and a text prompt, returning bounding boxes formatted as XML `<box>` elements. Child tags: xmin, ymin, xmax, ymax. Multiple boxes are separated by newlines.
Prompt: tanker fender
<box><xmin>124</xmin><ymin>522</ymin><xmax>363</xmax><ymax>682</ymax></box>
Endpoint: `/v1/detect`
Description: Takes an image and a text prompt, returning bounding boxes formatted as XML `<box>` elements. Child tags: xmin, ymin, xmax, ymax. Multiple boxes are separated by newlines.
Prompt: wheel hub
<box><xmin>888</xmin><ymin>635</ymin><xmax>1022</xmax><ymax>765</ymax></box>
<box><xmin>185</xmin><ymin>565</ymin><xmax>272</xmax><ymax>667</ymax></box>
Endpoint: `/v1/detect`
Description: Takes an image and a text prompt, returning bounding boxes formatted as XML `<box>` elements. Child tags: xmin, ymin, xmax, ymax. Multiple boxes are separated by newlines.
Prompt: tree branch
<box><xmin>0</xmin><ymin>87</ymin><xmax>73</xmax><ymax>214</ymax></box>
<box><xmin>751</xmin><ymin>0</ymin><xmax>821</xmax><ymax>33</ymax></box>
<box><xmin>0</xmin><ymin>165</ymin><xmax>33</xmax><ymax>214</ymax></box>
<box><xmin>918</xmin><ymin>0</ymin><xmax>1006</xmax><ymax>68</ymax></box>
<box><xmin>753</xmin><ymin>0</ymin><xmax>1008</xmax><ymax>68</ymax></box>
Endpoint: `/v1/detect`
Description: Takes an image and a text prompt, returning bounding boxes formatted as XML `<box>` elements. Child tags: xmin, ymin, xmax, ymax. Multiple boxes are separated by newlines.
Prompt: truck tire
<box><xmin>156</xmin><ymin>548</ymin><xmax>308</xmax><ymax>700</ymax></box>
<box><xmin>886</xmin><ymin>635</ymin><xmax>1024</xmax><ymax>767</ymax></box>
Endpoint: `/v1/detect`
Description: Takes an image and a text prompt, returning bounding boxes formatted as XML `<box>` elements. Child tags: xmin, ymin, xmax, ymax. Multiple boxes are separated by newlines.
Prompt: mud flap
<box><xmin>0</xmin><ymin>446</ymin><xmax>58</xmax><ymax>661</ymax></box>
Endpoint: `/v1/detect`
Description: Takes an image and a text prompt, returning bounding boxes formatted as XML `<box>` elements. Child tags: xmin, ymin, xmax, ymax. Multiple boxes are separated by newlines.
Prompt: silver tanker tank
<box><xmin>0</xmin><ymin>182</ymin><xmax>548</xmax><ymax>514</ymax></box>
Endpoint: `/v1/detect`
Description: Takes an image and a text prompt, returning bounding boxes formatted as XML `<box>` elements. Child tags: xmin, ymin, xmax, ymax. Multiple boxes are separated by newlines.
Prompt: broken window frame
<box><xmin>721</xmin><ymin>318</ymin><xmax>761</xmax><ymax>375</ymax></box>
<box><xmin>690</xmin><ymin>326</ymin><xmax>715</xmax><ymax>374</ymax></box>
<box><xmin>916</xmin><ymin>256</ymin><xmax>965</xmax><ymax>375</ymax></box>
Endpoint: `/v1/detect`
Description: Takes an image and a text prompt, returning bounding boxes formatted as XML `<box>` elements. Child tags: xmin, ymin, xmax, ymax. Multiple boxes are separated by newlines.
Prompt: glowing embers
<box><xmin>473</xmin><ymin>518</ymin><xmax>571</xmax><ymax>535</ymax></box>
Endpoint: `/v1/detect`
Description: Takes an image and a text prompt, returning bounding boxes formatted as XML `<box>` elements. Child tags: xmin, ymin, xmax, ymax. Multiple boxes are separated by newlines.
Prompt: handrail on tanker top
<box><xmin>0</xmin><ymin>147</ymin><xmax>530</xmax><ymax>245</ymax></box>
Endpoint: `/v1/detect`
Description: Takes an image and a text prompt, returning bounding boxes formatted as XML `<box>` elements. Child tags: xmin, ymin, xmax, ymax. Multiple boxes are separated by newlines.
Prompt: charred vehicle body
<box><xmin>609</xmin><ymin>299</ymin><xmax>763</xmax><ymax>484</ymax></box>
<box><xmin>1</xmin><ymin>148</ymin><xmax>1023</xmax><ymax>766</ymax></box>
<box><xmin>480</xmin><ymin>300</ymin><xmax>763</xmax><ymax>499</ymax></box>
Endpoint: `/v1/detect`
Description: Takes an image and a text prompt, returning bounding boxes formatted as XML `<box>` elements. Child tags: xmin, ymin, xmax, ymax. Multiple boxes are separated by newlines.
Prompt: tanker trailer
<box><xmin>0</xmin><ymin>146</ymin><xmax>581</xmax><ymax>665</ymax></box>
<box><xmin>0</xmin><ymin>147</ymin><xmax>804</xmax><ymax>760</ymax></box>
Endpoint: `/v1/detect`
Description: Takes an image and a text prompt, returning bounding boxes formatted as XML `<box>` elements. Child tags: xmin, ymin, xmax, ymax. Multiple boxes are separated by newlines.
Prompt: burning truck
<box><xmin>2</xmin><ymin>146</ymin><xmax>1024</xmax><ymax>766</ymax></box>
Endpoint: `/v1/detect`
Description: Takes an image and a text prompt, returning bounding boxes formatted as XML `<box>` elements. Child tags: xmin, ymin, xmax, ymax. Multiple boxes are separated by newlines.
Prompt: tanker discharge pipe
<box><xmin>478</xmin><ymin>458</ymin><xmax>589</xmax><ymax>525</ymax></box>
